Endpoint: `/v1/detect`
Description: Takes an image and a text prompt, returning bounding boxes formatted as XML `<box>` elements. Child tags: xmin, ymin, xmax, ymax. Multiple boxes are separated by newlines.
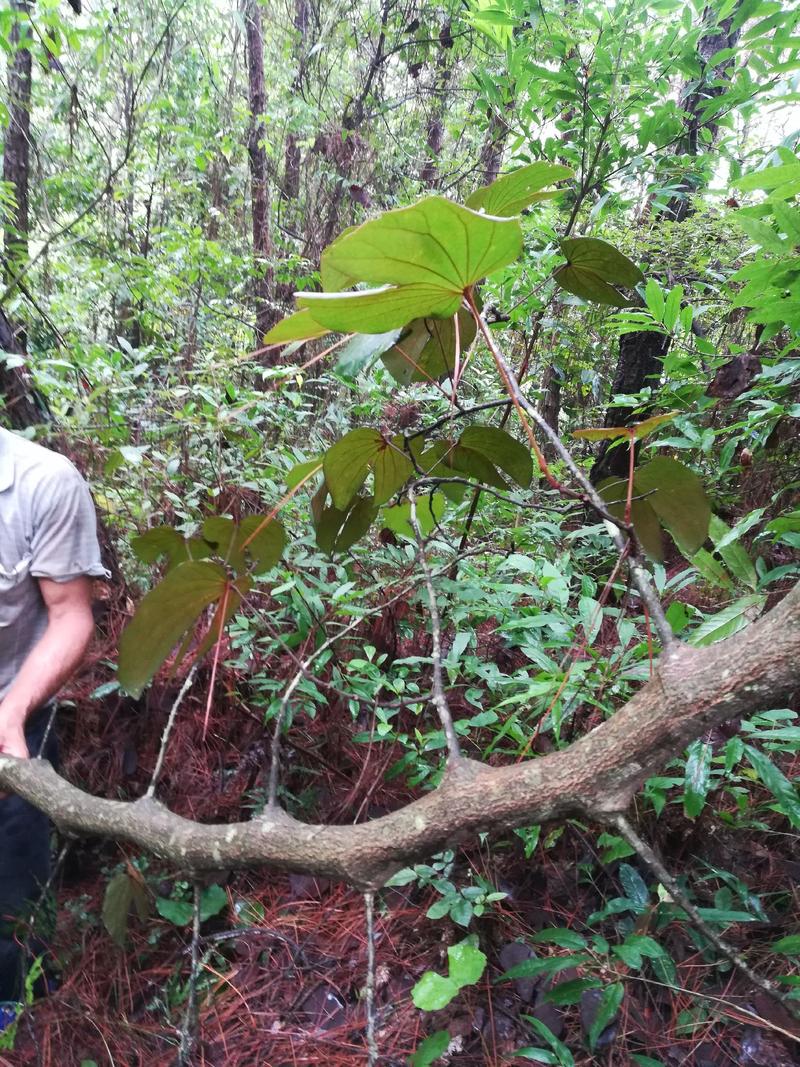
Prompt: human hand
<box><xmin>0</xmin><ymin>711</ymin><xmax>29</xmax><ymax>761</ymax></box>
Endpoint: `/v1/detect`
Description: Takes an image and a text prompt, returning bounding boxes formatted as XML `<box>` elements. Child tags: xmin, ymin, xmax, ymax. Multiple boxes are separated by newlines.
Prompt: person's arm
<box><xmin>0</xmin><ymin>576</ymin><xmax>95</xmax><ymax>760</ymax></box>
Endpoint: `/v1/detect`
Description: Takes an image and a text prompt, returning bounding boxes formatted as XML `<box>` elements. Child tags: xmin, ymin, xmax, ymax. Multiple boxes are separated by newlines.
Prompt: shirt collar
<box><xmin>0</xmin><ymin>429</ymin><xmax>15</xmax><ymax>492</ymax></box>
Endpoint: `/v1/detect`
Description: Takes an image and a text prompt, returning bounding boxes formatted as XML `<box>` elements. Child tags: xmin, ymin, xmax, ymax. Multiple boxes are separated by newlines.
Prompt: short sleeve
<box><xmin>29</xmin><ymin>463</ymin><xmax>109</xmax><ymax>582</ymax></box>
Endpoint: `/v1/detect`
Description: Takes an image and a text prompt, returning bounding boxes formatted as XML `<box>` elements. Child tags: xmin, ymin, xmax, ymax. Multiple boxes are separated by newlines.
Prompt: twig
<box><xmin>408</xmin><ymin>488</ymin><xmax>462</xmax><ymax>762</ymax></box>
<box><xmin>364</xmin><ymin>890</ymin><xmax>379</xmax><ymax>1066</ymax></box>
<box><xmin>611</xmin><ymin>813</ymin><xmax>798</xmax><ymax>1017</ymax></box>
<box><xmin>177</xmin><ymin>880</ymin><xmax>203</xmax><ymax>1066</ymax></box>
<box><xmin>467</xmin><ymin>292</ymin><xmax>674</xmax><ymax>649</ymax></box>
<box><xmin>146</xmin><ymin>665</ymin><xmax>197</xmax><ymax>800</ymax></box>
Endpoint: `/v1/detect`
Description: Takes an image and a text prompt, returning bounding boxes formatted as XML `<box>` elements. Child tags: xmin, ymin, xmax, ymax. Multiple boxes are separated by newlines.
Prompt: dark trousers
<box><xmin>0</xmin><ymin>706</ymin><xmax>57</xmax><ymax>1002</ymax></box>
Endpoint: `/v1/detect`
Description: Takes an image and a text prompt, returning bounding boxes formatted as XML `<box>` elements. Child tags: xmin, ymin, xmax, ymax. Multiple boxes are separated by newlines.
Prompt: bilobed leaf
<box><xmin>381</xmin><ymin>310</ymin><xmax>476</xmax><ymax>385</ymax></box>
<box><xmin>597</xmin><ymin>476</ymin><xmax>664</xmax><ymax>561</ymax></box>
<box><xmin>118</xmin><ymin>561</ymin><xmax>228</xmax><ymax>695</ymax></box>
<box><xmin>458</xmin><ymin>425</ymin><xmax>532</xmax><ymax>487</ymax></box>
<box><xmin>132</xmin><ymin>528</ymin><xmax>209</xmax><ymax>571</ymax></box>
<box><xmin>324</xmin><ymin>428</ymin><xmax>382</xmax><ymax>509</ymax></box>
<box><xmin>684</xmin><ymin>739</ymin><xmax>712</xmax><ymax>818</ymax></box>
<box><xmin>298</xmin><ymin>283</ymin><xmax>462</xmax><ymax>334</ymax></box>
<box><xmin>555</xmin><ymin>237</ymin><xmax>644</xmax><ymax>307</ymax></box>
<box><xmin>373</xmin><ymin>436</ymin><xmax>413</xmax><ymax>504</ymax></box>
<box><xmin>465</xmin><ymin>161</ymin><xmax>572</xmax><ymax>216</ymax></box>
<box><xmin>320</xmin><ymin>196</ymin><xmax>523</xmax><ymax>291</ymax></box>
<box><xmin>335</xmin><ymin>496</ymin><xmax>378</xmax><ymax>553</ymax></box>
<box><xmin>315</xmin><ymin>503</ymin><xmax>348</xmax><ymax>555</ymax></box>
<box><xmin>323</xmin><ymin>429</ymin><xmax>412</xmax><ymax>510</ymax></box>
<box><xmin>634</xmin><ymin>457</ymin><xmax>711</xmax><ymax>555</ymax></box>
<box><xmin>263</xmin><ymin>308</ymin><xmax>331</xmax><ymax>344</ymax></box>
<box><xmin>382</xmin><ymin>493</ymin><xmax>446</xmax><ymax>540</ymax></box>
<box><xmin>202</xmin><ymin>515</ymin><xmax>285</xmax><ymax>575</ymax></box>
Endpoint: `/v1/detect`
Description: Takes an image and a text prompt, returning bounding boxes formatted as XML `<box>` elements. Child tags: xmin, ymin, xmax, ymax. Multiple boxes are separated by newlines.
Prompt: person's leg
<box><xmin>0</xmin><ymin>706</ymin><xmax>57</xmax><ymax>1002</ymax></box>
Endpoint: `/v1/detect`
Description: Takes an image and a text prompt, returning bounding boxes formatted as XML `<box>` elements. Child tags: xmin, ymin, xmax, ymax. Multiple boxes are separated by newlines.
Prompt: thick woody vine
<box><xmin>1</xmin><ymin>164</ymin><xmax>799</xmax><ymax>1015</ymax></box>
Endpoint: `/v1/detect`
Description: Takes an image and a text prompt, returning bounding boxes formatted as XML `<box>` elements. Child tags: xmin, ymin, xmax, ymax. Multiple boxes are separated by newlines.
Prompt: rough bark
<box><xmin>591</xmin><ymin>328</ymin><xmax>670</xmax><ymax>483</ymax></box>
<box><xmin>419</xmin><ymin>22</ymin><xmax>454</xmax><ymax>188</ymax></box>
<box><xmin>281</xmin><ymin>0</ymin><xmax>309</xmax><ymax>204</ymax></box>
<box><xmin>592</xmin><ymin>6</ymin><xmax>741</xmax><ymax>479</ymax></box>
<box><xmin>244</xmin><ymin>0</ymin><xmax>274</xmax><ymax>347</ymax></box>
<box><xmin>2</xmin><ymin>0</ymin><xmax>32</xmax><ymax>290</ymax></box>
<box><xmin>1</xmin><ymin>582</ymin><xmax>798</xmax><ymax>890</ymax></box>
<box><xmin>537</xmin><ymin>363</ymin><xmax>562</xmax><ymax>460</ymax></box>
<box><xmin>0</xmin><ymin>307</ymin><xmax>49</xmax><ymax>427</ymax></box>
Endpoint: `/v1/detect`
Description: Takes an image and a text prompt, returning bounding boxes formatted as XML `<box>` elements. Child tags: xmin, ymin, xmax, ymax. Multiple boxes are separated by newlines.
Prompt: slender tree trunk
<box><xmin>3</xmin><ymin>0</ymin><xmax>32</xmax><ymax>293</ymax></box>
<box><xmin>420</xmin><ymin>21</ymin><xmax>454</xmax><ymax>188</ymax></box>
<box><xmin>244</xmin><ymin>0</ymin><xmax>274</xmax><ymax>349</ymax></box>
<box><xmin>591</xmin><ymin>6</ymin><xmax>742</xmax><ymax>483</ymax></box>
<box><xmin>478</xmin><ymin>99</ymin><xmax>512</xmax><ymax>185</ymax></box>
<box><xmin>281</xmin><ymin>0</ymin><xmax>309</xmax><ymax>205</ymax></box>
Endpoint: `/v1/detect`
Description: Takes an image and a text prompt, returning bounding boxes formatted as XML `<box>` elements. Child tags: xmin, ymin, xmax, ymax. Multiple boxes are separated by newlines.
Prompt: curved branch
<box><xmin>1</xmin><ymin>584</ymin><xmax>798</xmax><ymax>889</ymax></box>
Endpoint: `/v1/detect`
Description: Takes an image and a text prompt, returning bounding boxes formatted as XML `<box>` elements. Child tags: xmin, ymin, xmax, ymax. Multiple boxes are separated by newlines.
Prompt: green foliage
<box><xmin>411</xmin><ymin>936</ymin><xmax>487</xmax><ymax>1011</ymax></box>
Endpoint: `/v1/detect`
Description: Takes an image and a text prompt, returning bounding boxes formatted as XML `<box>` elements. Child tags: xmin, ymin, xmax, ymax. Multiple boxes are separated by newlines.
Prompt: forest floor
<box><xmin>4</xmin><ymin>585</ymin><xmax>800</xmax><ymax>1067</ymax></box>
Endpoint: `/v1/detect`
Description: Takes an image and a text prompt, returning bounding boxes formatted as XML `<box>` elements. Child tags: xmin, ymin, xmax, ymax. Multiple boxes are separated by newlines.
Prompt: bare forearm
<box><xmin>0</xmin><ymin>610</ymin><xmax>94</xmax><ymax>726</ymax></box>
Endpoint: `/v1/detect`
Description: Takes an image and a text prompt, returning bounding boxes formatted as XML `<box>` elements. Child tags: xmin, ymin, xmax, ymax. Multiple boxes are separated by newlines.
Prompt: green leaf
<box><xmin>381</xmin><ymin>310</ymin><xmax>477</xmax><ymax>385</ymax></box>
<box><xmin>597</xmin><ymin>476</ymin><xmax>664</xmax><ymax>562</ymax></box>
<box><xmin>735</xmin><ymin>162</ymin><xmax>800</xmax><ymax>191</ymax></box>
<box><xmin>131</xmin><ymin>528</ymin><xmax>209</xmax><ymax>571</ymax></box>
<box><xmin>707</xmin><ymin>515</ymin><xmax>758</xmax><ymax>590</ymax></box>
<box><xmin>382</xmin><ymin>493</ymin><xmax>446</xmax><ymax>540</ymax></box>
<box><xmin>773</xmin><ymin>935</ymin><xmax>800</xmax><ymax>955</ymax></box>
<box><xmin>684</xmin><ymin>739</ymin><xmax>712</xmax><ymax>818</ymax></box>
<box><xmin>619</xmin><ymin>864</ymin><xmax>649</xmax><ymax>907</ymax></box>
<box><xmin>335</xmin><ymin>330</ymin><xmax>401</xmax><ymax>378</ymax></box>
<box><xmin>199</xmin><ymin>884</ymin><xmax>228</xmax><ymax>921</ymax></box>
<box><xmin>530</xmin><ymin>929</ymin><xmax>587</xmax><ymax>950</ymax></box>
<box><xmin>634</xmin><ymin>457</ymin><xmax>711</xmax><ymax>556</ymax></box>
<box><xmin>323</xmin><ymin>429</ymin><xmax>379</xmax><ymax>509</ymax></box>
<box><xmin>541</xmin><ymin>977</ymin><xmax>602</xmax><ymax>1005</ymax></box>
<box><xmin>572</xmin><ymin>411</ymin><xmax>679</xmax><ymax>442</ymax></box>
<box><xmin>335</xmin><ymin>496</ymin><xmax>379</xmax><ymax>553</ymax></box>
<box><xmin>156</xmin><ymin>897</ymin><xmax>194</xmax><ymax>926</ymax></box>
<box><xmin>500</xmin><ymin>954</ymin><xmax>589</xmax><ymax>981</ymax></box>
<box><xmin>735</xmin><ymin>215</ymin><xmax>787</xmax><ymax>253</ymax></box>
<box><xmin>410</xmin><ymin>1030</ymin><xmax>451</xmax><ymax>1067</ymax></box>
<box><xmin>373</xmin><ymin>436</ymin><xmax>414</xmax><ymax>505</ymax></box>
<box><xmin>520</xmin><ymin>1016</ymin><xmax>575</xmax><ymax>1066</ymax></box>
<box><xmin>465</xmin><ymin>161</ymin><xmax>573</xmax><ymax>217</ymax></box>
<box><xmin>587</xmin><ymin>982</ymin><xmax>624</xmax><ymax>1051</ymax></box>
<box><xmin>690</xmin><ymin>547</ymin><xmax>733</xmax><ymax>589</ymax></box>
<box><xmin>323</xmin><ymin>428</ymin><xmax>412</xmax><ymax>510</ymax></box>
<box><xmin>447</xmin><ymin>938</ymin><xmax>487</xmax><ymax>988</ymax></box>
<box><xmin>102</xmin><ymin>872</ymin><xmax>144</xmax><ymax>947</ymax></box>
<box><xmin>689</xmin><ymin>593</ymin><xmax>766</xmax><ymax>646</ymax></box>
<box><xmin>264</xmin><ymin>308</ymin><xmax>331</xmax><ymax>344</ymax></box>
<box><xmin>202</xmin><ymin>515</ymin><xmax>285</xmax><ymax>575</ymax></box>
<box><xmin>286</xmin><ymin>457</ymin><xmax>323</xmax><ymax>490</ymax></box>
<box><xmin>298</xmin><ymin>283</ymin><xmax>463</xmax><ymax>334</ymax></box>
<box><xmin>745</xmin><ymin>745</ymin><xmax>800</xmax><ymax>828</ymax></box>
<box><xmin>555</xmin><ymin>238</ymin><xmax>644</xmax><ymax>307</ymax></box>
<box><xmin>321</xmin><ymin>224</ymin><xmax>359</xmax><ymax>291</ymax></box>
<box><xmin>458</xmin><ymin>425</ymin><xmax>532</xmax><ymax>487</ymax></box>
<box><xmin>118</xmin><ymin>561</ymin><xmax>228</xmax><ymax>695</ymax></box>
<box><xmin>321</xmin><ymin>196</ymin><xmax>523</xmax><ymax>292</ymax></box>
<box><xmin>411</xmin><ymin>972</ymin><xmax>460</xmax><ymax>1011</ymax></box>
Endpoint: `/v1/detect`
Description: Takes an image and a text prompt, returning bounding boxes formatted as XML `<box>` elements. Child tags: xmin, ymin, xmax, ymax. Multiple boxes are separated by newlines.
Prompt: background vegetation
<box><xmin>1</xmin><ymin>0</ymin><xmax>799</xmax><ymax>1063</ymax></box>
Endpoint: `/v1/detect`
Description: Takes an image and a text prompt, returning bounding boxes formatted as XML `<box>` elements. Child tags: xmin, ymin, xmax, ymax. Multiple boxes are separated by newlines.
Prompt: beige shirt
<box><xmin>0</xmin><ymin>428</ymin><xmax>107</xmax><ymax>701</ymax></box>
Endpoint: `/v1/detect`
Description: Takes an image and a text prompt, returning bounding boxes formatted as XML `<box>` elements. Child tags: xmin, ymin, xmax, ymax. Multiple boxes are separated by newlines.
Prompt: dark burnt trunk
<box><xmin>244</xmin><ymin>0</ymin><xmax>274</xmax><ymax>349</ymax></box>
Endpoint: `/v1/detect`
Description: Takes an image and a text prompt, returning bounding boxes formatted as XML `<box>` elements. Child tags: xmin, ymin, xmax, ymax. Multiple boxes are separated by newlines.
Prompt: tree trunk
<box><xmin>591</xmin><ymin>6</ymin><xmax>742</xmax><ymax>482</ymax></box>
<box><xmin>3</xmin><ymin>0</ymin><xmax>32</xmax><ymax>292</ymax></box>
<box><xmin>419</xmin><ymin>22</ymin><xmax>455</xmax><ymax>188</ymax></box>
<box><xmin>281</xmin><ymin>0</ymin><xmax>309</xmax><ymax>205</ymax></box>
<box><xmin>244</xmin><ymin>0</ymin><xmax>274</xmax><ymax>349</ymax></box>
<box><xmin>478</xmin><ymin>99</ymin><xmax>512</xmax><ymax>185</ymax></box>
